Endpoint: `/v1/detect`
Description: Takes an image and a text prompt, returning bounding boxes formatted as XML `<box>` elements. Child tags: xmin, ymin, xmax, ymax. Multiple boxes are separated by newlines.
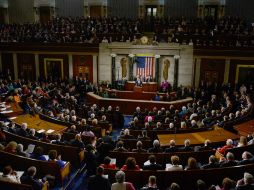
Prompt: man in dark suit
<box><xmin>220</xmin><ymin>152</ymin><xmax>238</xmax><ymax>167</ymax></box>
<box><xmin>180</xmin><ymin>139</ymin><xmax>193</xmax><ymax>152</ymax></box>
<box><xmin>143</xmin><ymin>155</ymin><xmax>163</xmax><ymax>170</ymax></box>
<box><xmin>237</xmin><ymin>151</ymin><xmax>254</xmax><ymax>166</ymax></box>
<box><xmin>201</xmin><ymin>155</ymin><xmax>220</xmax><ymax>169</ymax></box>
<box><xmin>88</xmin><ymin>166</ymin><xmax>111</xmax><ymax>190</ymax></box>
<box><xmin>198</xmin><ymin>139</ymin><xmax>213</xmax><ymax>151</ymax></box>
<box><xmin>236</xmin><ymin>172</ymin><xmax>254</xmax><ymax>190</ymax></box>
<box><xmin>112</xmin><ymin>106</ymin><xmax>124</xmax><ymax>129</ymax></box>
<box><xmin>165</xmin><ymin>140</ymin><xmax>178</xmax><ymax>153</ymax></box>
<box><xmin>20</xmin><ymin>166</ymin><xmax>44</xmax><ymax>190</ymax></box>
<box><xmin>16</xmin><ymin>123</ymin><xmax>30</xmax><ymax>137</ymax></box>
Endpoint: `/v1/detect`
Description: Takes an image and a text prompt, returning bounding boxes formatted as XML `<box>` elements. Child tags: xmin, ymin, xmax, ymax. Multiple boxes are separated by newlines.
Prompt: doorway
<box><xmin>145</xmin><ymin>5</ymin><xmax>157</xmax><ymax>32</ymax></box>
<box><xmin>39</xmin><ymin>6</ymin><xmax>51</xmax><ymax>23</ymax></box>
<box><xmin>204</xmin><ymin>5</ymin><xmax>218</xmax><ymax>20</ymax></box>
<box><xmin>44</xmin><ymin>58</ymin><xmax>64</xmax><ymax>80</ymax></box>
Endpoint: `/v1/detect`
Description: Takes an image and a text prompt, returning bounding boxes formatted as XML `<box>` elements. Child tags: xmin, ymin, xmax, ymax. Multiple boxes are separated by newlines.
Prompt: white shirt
<box><xmin>0</xmin><ymin>174</ymin><xmax>21</xmax><ymax>183</ymax></box>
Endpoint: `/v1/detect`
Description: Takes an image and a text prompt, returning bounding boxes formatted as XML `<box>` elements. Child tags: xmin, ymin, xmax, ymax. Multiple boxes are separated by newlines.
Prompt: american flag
<box><xmin>136</xmin><ymin>57</ymin><xmax>155</xmax><ymax>78</ymax></box>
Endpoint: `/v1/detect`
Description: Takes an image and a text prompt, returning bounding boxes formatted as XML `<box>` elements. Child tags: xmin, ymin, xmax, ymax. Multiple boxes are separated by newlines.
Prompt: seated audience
<box><xmin>113</xmin><ymin>141</ymin><xmax>128</xmax><ymax>152</ymax></box>
<box><xmin>111</xmin><ymin>170</ymin><xmax>136</xmax><ymax>190</ymax></box>
<box><xmin>143</xmin><ymin>155</ymin><xmax>163</xmax><ymax>170</ymax></box>
<box><xmin>137</xmin><ymin>130</ymin><xmax>150</xmax><ymax>140</ymax></box>
<box><xmin>120</xmin><ymin>129</ymin><xmax>135</xmax><ymax>139</ymax></box>
<box><xmin>217</xmin><ymin>139</ymin><xmax>234</xmax><ymax>155</ymax></box>
<box><xmin>51</xmin><ymin>133</ymin><xmax>65</xmax><ymax>145</ymax></box>
<box><xmin>185</xmin><ymin>157</ymin><xmax>200</xmax><ymax>170</ymax></box>
<box><xmin>180</xmin><ymin>139</ymin><xmax>193</xmax><ymax>152</ymax></box>
<box><xmin>166</xmin><ymin>155</ymin><xmax>183</xmax><ymax>171</ymax></box>
<box><xmin>201</xmin><ymin>155</ymin><xmax>220</xmax><ymax>169</ymax></box>
<box><xmin>30</xmin><ymin>146</ymin><xmax>47</xmax><ymax>161</ymax></box>
<box><xmin>237</xmin><ymin>151</ymin><xmax>254</xmax><ymax>166</ymax></box>
<box><xmin>70</xmin><ymin>134</ymin><xmax>85</xmax><ymax>149</ymax></box>
<box><xmin>165</xmin><ymin>140</ymin><xmax>178</xmax><ymax>153</ymax></box>
<box><xmin>198</xmin><ymin>139</ymin><xmax>213</xmax><ymax>151</ymax></box>
<box><xmin>48</xmin><ymin>149</ymin><xmax>66</xmax><ymax>169</ymax></box>
<box><xmin>88</xmin><ymin>166</ymin><xmax>111</xmax><ymax>190</ymax></box>
<box><xmin>67</xmin><ymin>125</ymin><xmax>78</xmax><ymax>134</ymax></box>
<box><xmin>99</xmin><ymin>156</ymin><xmax>116</xmax><ymax>169</ymax></box>
<box><xmin>20</xmin><ymin>166</ymin><xmax>44</xmax><ymax>190</ymax></box>
<box><xmin>132</xmin><ymin>141</ymin><xmax>147</xmax><ymax>153</ymax></box>
<box><xmin>121</xmin><ymin>157</ymin><xmax>140</xmax><ymax>171</ymax></box>
<box><xmin>236</xmin><ymin>172</ymin><xmax>254</xmax><ymax>190</ymax></box>
<box><xmin>0</xmin><ymin>165</ymin><xmax>21</xmax><ymax>183</ymax></box>
<box><xmin>148</xmin><ymin>140</ymin><xmax>163</xmax><ymax>153</ymax></box>
<box><xmin>4</xmin><ymin>141</ymin><xmax>17</xmax><ymax>154</ymax></box>
<box><xmin>16</xmin><ymin>144</ymin><xmax>29</xmax><ymax>157</ymax></box>
<box><xmin>220</xmin><ymin>152</ymin><xmax>238</xmax><ymax>167</ymax></box>
<box><xmin>141</xmin><ymin>175</ymin><xmax>159</xmax><ymax>190</ymax></box>
<box><xmin>237</xmin><ymin>136</ymin><xmax>248</xmax><ymax>147</ymax></box>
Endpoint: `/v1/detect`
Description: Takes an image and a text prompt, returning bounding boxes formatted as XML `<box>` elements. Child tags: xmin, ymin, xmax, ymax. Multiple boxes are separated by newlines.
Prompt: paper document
<box><xmin>110</xmin><ymin>158</ymin><xmax>116</xmax><ymax>165</ymax></box>
<box><xmin>37</xmin><ymin>129</ymin><xmax>46</xmax><ymax>133</ymax></box>
<box><xmin>25</xmin><ymin>144</ymin><xmax>35</xmax><ymax>154</ymax></box>
<box><xmin>46</xmin><ymin>129</ymin><xmax>55</xmax><ymax>134</ymax></box>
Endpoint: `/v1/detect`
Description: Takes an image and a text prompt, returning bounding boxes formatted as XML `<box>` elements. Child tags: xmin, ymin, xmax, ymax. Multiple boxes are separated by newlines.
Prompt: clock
<box><xmin>140</xmin><ymin>36</ymin><xmax>149</xmax><ymax>45</ymax></box>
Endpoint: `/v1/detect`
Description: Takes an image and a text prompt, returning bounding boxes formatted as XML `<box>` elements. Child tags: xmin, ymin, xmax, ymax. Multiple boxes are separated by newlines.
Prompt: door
<box><xmin>204</xmin><ymin>5</ymin><xmax>218</xmax><ymax>19</ymax></box>
<box><xmin>204</xmin><ymin>71</ymin><xmax>219</xmax><ymax>84</ymax></box>
<box><xmin>40</xmin><ymin>6</ymin><xmax>51</xmax><ymax>23</ymax></box>
<box><xmin>145</xmin><ymin>6</ymin><xmax>157</xmax><ymax>31</ymax></box>
<box><xmin>44</xmin><ymin>59</ymin><xmax>64</xmax><ymax>80</ymax></box>
<box><xmin>90</xmin><ymin>6</ymin><xmax>102</xmax><ymax>18</ymax></box>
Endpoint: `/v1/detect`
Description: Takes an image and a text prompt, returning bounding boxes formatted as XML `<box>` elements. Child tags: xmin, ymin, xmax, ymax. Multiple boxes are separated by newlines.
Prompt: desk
<box><xmin>125</xmin><ymin>81</ymin><xmax>158</xmax><ymax>92</ymax></box>
<box><xmin>157</xmin><ymin>126</ymin><xmax>239</xmax><ymax>147</ymax></box>
<box><xmin>87</xmin><ymin>92</ymin><xmax>192</xmax><ymax>115</ymax></box>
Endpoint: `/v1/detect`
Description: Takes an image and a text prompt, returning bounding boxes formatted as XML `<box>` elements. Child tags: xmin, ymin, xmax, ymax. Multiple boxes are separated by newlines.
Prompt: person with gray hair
<box><xmin>236</xmin><ymin>172</ymin><xmax>254</xmax><ymax>190</ymax></box>
<box><xmin>181</xmin><ymin>139</ymin><xmax>193</xmax><ymax>152</ymax></box>
<box><xmin>148</xmin><ymin>140</ymin><xmax>163</xmax><ymax>153</ymax></box>
<box><xmin>16</xmin><ymin>143</ymin><xmax>29</xmax><ymax>157</ymax></box>
<box><xmin>111</xmin><ymin>170</ymin><xmax>135</xmax><ymax>190</ymax></box>
<box><xmin>16</xmin><ymin>123</ymin><xmax>29</xmax><ymax>137</ymax></box>
<box><xmin>220</xmin><ymin>152</ymin><xmax>238</xmax><ymax>167</ymax></box>
<box><xmin>20</xmin><ymin>166</ymin><xmax>44</xmax><ymax>190</ymax></box>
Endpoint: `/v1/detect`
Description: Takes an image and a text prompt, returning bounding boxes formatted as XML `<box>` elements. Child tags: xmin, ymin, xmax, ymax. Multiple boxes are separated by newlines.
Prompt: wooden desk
<box><xmin>87</xmin><ymin>92</ymin><xmax>192</xmax><ymax>115</ymax></box>
<box><xmin>125</xmin><ymin>81</ymin><xmax>158</xmax><ymax>92</ymax></box>
<box><xmin>157</xmin><ymin>126</ymin><xmax>239</xmax><ymax>147</ymax></box>
<box><xmin>12</xmin><ymin>114</ymin><xmax>67</xmax><ymax>134</ymax></box>
<box><xmin>234</xmin><ymin>119</ymin><xmax>254</xmax><ymax>136</ymax></box>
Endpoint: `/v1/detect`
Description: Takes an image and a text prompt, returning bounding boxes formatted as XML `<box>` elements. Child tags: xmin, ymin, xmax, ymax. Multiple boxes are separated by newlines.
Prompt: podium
<box><xmin>133</xmin><ymin>86</ymin><xmax>142</xmax><ymax>93</ymax></box>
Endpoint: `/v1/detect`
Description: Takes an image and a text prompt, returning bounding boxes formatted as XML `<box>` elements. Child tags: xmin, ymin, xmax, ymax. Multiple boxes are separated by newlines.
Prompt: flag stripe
<box><xmin>136</xmin><ymin>57</ymin><xmax>155</xmax><ymax>78</ymax></box>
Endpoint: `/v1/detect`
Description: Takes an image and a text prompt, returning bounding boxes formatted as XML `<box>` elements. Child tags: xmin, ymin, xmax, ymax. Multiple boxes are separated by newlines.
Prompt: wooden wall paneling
<box><xmin>200</xmin><ymin>59</ymin><xmax>225</xmax><ymax>84</ymax></box>
<box><xmin>229</xmin><ymin>60</ymin><xmax>254</xmax><ymax>85</ymax></box>
<box><xmin>73</xmin><ymin>55</ymin><xmax>93</xmax><ymax>82</ymax></box>
<box><xmin>17</xmin><ymin>54</ymin><xmax>35</xmax><ymax>81</ymax></box>
<box><xmin>2</xmin><ymin>53</ymin><xmax>14</xmax><ymax>79</ymax></box>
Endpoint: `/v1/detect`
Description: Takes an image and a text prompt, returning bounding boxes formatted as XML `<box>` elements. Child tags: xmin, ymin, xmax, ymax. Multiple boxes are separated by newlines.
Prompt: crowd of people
<box><xmin>0</xmin><ymin>75</ymin><xmax>253</xmax><ymax>189</ymax></box>
<box><xmin>1</xmin><ymin>16</ymin><xmax>254</xmax><ymax>47</ymax></box>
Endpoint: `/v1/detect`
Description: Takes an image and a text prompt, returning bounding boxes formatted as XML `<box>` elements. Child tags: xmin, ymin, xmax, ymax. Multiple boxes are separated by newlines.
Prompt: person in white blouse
<box><xmin>0</xmin><ymin>165</ymin><xmax>21</xmax><ymax>183</ymax></box>
<box><xmin>165</xmin><ymin>155</ymin><xmax>183</xmax><ymax>171</ymax></box>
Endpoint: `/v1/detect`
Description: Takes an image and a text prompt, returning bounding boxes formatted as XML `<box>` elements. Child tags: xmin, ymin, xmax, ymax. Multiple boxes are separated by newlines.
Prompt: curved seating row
<box><xmin>104</xmin><ymin>163</ymin><xmax>254</xmax><ymax>190</ymax></box>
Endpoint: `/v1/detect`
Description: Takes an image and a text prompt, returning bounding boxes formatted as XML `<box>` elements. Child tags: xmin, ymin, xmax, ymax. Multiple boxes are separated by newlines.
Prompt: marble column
<box><xmin>13</xmin><ymin>53</ymin><xmax>18</xmax><ymax>80</ymax></box>
<box><xmin>93</xmin><ymin>55</ymin><xmax>98</xmax><ymax>84</ymax></box>
<box><xmin>195</xmin><ymin>58</ymin><xmax>201</xmax><ymax>88</ymax></box>
<box><xmin>155</xmin><ymin>55</ymin><xmax>160</xmax><ymax>83</ymax></box>
<box><xmin>110</xmin><ymin>53</ymin><xmax>116</xmax><ymax>85</ymax></box>
<box><xmin>68</xmin><ymin>54</ymin><xmax>73</xmax><ymax>80</ymax></box>
<box><xmin>128</xmin><ymin>54</ymin><xmax>135</xmax><ymax>81</ymax></box>
<box><xmin>34</xmin><ymin>53</ymin><xmax>40</xmax><ymax>80</ymax></box>
<box><xmin>173</xmin><ymin>55</ymin><xmax>180</xmax><ymax>90</ymax></box>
